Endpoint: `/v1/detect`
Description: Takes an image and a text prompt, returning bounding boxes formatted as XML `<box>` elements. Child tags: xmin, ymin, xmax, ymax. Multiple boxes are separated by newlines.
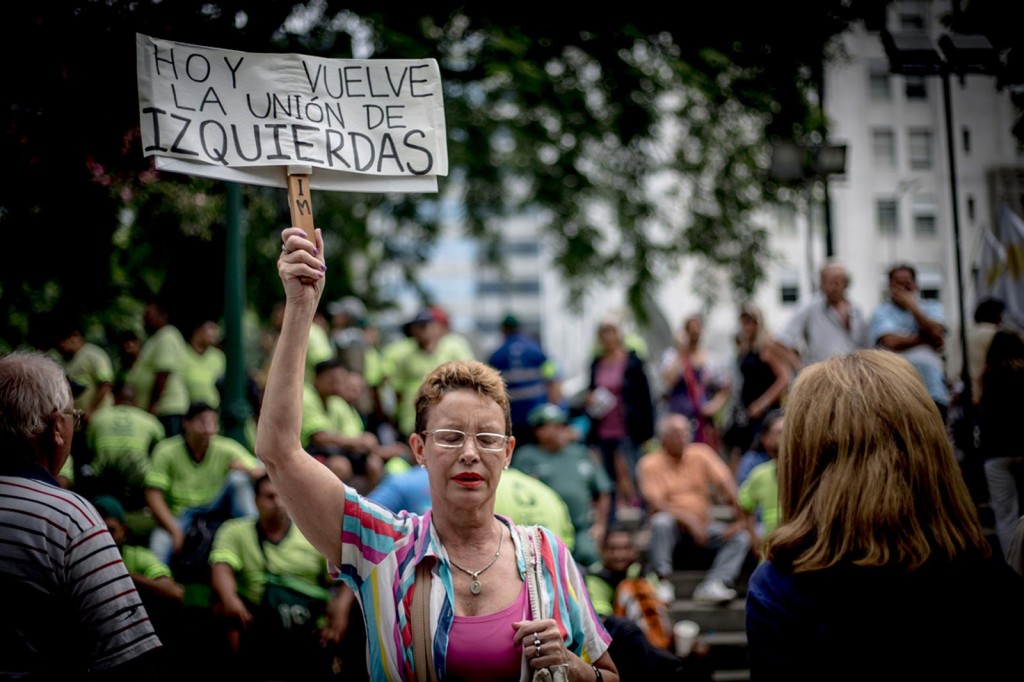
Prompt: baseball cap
<box><xmin>527</xmin><ymin>403</ymin><xmax>567</xmax><ymax>427</ymax></box>
<box><xmin>410</xmin><ymin>309</ymin><xmax>437</xmax><ymax>326</ymax></box>
<box><xmin>327</xmin><ymin>296</ymin><xmax>366</xmax><ymax>320</ymax></box>
<box><xmin>91</xmin><ymin>495</ymin><xmax>127</xmax><ymax>524</ymax></box>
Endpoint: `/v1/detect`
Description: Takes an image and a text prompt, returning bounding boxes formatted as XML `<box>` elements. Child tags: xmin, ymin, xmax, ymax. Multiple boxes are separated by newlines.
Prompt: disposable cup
<box><xmin>673</xmin><ymin>619</ymin><xmax>700</xmax><ymax>657</ymax></box>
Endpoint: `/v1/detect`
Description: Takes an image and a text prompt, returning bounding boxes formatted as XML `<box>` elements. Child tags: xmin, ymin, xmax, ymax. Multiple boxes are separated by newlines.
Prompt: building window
<box><xmin>780</xmin><ymin>272</ymin><xmax>800</xmax><ymax>304</ymax></box>
<box><xmin>897</xmin><ymin>1</ymin><xmax>928</xmax><ymax>32</ymax></box>
<box><xmin>962</xmin><ymin>127</ymin><xmax>971</xmax><ymax>154</ymax></box>
<box><xmin>877</xmin><ymin>198</ymin><xmax>899</xmax><ymax>235</ymax></box>
<box><xmin>909</xmin><ymin>129</ymin><xmax>933</xmax><ymax>170</ymax></box>
<box><xmin>502</xmin><ymin>240</ymin><xmax>541</xmax><ymax>256</ymax></box>
<box><xmin>912</xmin><ymin>195</ymin><xmax>938</xmax><ymax>236</ymax></box>
<box><xmin>905</xmin><ymin>75</ymin><xmax>928</xmax><ymax>99</ymax></box>
<box><xmin>917</xmin><ymin>267</ymin><xmax>942</xmax><ymax>301</ymax></box>
<box><xmin>477</xmin><ymin>280</ymin><xmax>541</xmax><ymax>295</ymax></box>
<box><xmin>777</xmin><ymin>203</ymin><xmax>798</xmax><ymax>236</ymax></box>
<box><xmin>872</xmin><ymin>128</ymin><xmax>897</xmax><ymax>169</ymax></box>
<box><xmin>869</xmin><ymin>62</ymin><xmax>891</xmax><ymax>100</ymax></box>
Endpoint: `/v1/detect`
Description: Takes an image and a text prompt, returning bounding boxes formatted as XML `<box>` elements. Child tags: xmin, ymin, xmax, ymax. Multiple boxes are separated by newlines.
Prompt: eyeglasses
<box><xmin>63</xmin><ymin>408</ymin><xmax>85</xmax><ymax>432</ymax></box>
<box><xmin>422</xmin><ymin>429</ymin><xmax>509</xmax><ymax>452</ymax></box>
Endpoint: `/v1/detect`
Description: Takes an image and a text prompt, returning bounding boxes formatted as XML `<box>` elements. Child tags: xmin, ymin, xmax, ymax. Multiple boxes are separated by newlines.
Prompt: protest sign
<box><xmin>136</xmin><ymin>33</ymin><xmax>447</xmax><ymax>193</ymax></box>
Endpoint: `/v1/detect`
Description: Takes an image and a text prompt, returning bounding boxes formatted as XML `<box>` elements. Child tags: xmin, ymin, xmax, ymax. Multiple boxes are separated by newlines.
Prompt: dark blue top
<box><xmin>746</xmin><ymin>555</ymin><xmax>1024</xmax><ymax>681</ymax></box>
<box><xmin>488</xmin><ymin>333</ymin><xmax>551</xmax><ymax>427</ymax></box>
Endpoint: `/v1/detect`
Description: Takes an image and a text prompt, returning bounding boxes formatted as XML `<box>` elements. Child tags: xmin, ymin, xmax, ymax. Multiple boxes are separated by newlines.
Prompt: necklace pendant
<box><xmin>470</xmin><ymin>579</ymin><xmax>482</xmax><ymax>595</ymax></box>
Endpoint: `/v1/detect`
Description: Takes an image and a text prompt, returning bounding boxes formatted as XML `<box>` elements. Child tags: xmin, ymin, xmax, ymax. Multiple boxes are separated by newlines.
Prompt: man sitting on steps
<box><xmin>637</xmin><ymin>413</ymin><xmax>751</xmax><ymax>604</ymax></box>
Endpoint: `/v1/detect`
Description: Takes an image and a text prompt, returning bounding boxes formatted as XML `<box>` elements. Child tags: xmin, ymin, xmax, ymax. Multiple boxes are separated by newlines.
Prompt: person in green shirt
<box><xmin>306</xmin><ymin>310</ymin><xmax>335</xmax><ymax>383</ymax></box>
<box><xmin>512</xmin><ymin>402</ymin><xmax>613</xmax><ymax>569</ymax></box>
<box><xmin>92</xmin><ymin>494</ymin><xmax>185</xmax><ymax>647</ymax></box>
<box><xmin>738</xmin><ymin>412</ymin><xmax>783</xmax><ymax>556</ymax></box>
<box><xmin>383</xmin><ymin>309</ymin><xmax>474</xmax><ymax>440</ymax></box>
<box><xmin>493</xmin><ymin>466</ymin><xmax>576</xmax><ymax>552</ymax></box>
<box><xmin>128</xmin><ymin>299</ymin><xmax>190</xmax><ymax>437</ymax></box>
<box><xmin>210</xmin><ymin>474</ymin><xmax>347</xmax><ymax>681</ymax></box>
<box><xmin>183</xmin><ymin>317</ymin><xmax>226</xmax><ymax>409</ymax></box>
<box><xmin>54</xmin><ymin>322</ymin><xmax>116</xmax><ymax>477</ymax></box>
<box><xmin>145</xmin><ymin>401</ymin><xmax>264</xmax><ymax>566</ymax></box>
<box><xmin>302</xmin><ymin>358</ymin><xmax>384</xmax><ymax>492</ymax></box>
<box><xmin>83</xmin><ymin>380</ymin><xmax>166</xmax><ymax>510</ymax></box>
<box><xmin>55</xmin><ymin>323</ymin><xmax>115</xmax><ymax>421</ymax></box>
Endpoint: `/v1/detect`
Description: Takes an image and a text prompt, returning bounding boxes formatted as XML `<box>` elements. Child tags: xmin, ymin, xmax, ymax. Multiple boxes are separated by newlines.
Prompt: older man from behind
<box><xmin>0</xmin><ymin>351</ymin><xmax>162</xmax><ymax>678</ymax></box>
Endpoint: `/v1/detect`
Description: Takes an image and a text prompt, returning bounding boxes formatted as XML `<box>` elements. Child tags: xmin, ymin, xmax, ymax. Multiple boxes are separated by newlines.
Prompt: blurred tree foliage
<box><xmin>2</xmin><ymin>0</ymin><xmax>925</xmax><ymax>354</ymax></box>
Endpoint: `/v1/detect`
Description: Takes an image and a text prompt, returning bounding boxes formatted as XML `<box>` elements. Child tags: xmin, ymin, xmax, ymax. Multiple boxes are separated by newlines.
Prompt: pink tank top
<box><xmin>445</xmin><ymin>581</ymin><xmax>528</xmax><ymax>681</ymax></box>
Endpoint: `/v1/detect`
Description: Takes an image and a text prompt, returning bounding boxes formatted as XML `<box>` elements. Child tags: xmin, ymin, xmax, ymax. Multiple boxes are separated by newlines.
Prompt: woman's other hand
<box><xmin>512</xmin><ymin>619</ymin><xmax>570</xmax><ymax>671</ymax></box>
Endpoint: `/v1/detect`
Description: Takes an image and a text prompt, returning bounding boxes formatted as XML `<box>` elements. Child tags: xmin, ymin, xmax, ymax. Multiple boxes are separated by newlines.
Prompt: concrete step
<box><xmin>712</xmin><ymin>670</ymin><xmax>751</xmax><ymax>682</ymax></box>
<box><xmin>669</xmin><ymin>598</ymin><xmax>747</xmax><ymax>632</ymax></box>
<box><xmin>702</xmin><ymin>630</ymin><xmax>750</xmax><ymax>672</ymax></box>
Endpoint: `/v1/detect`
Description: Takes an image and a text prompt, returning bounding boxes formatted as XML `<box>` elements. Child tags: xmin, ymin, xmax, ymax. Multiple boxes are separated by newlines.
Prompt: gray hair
<box><xmin>0</xmin><ymin>351</ymin><xmax>72</xmax><ymax>452</ymax></box>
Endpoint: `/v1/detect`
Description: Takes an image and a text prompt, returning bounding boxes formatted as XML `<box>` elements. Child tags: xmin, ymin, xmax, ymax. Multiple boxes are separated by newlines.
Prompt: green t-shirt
<box><xmin>494</xmin><ymin>467</ymin><xmax>575</xmax><ymax>551</ymax></box>
<box><xmin>364</xmin><ymin>346</ymin><xmax>384</xmax><ymax>388</ymax></box>
<box><xmin>209</xmin><ymin>518</ymin><xmax>330</xmax><ymax>606</ymax></box>
<box><xmin>300</xmin><ymin>383</ymin><xmax>365</xmax><ymax>448</ymax></box>
<box><xmin>583</xmin><ymin>563</ymin><xmax>652</xmax><ymax>617</ymax></box>
<box><xmin>305</xmin><ymin>324</ymin><xmax>334</xmax><ymax>384</ymax></box>
<box><xmin>66</xmin><ymin>342</ymin><xmax>115</xmax><ymax>413</ymax></box>
<box><xmin>129</xmin><ymin>324</ymin><xmax>190</xmax><ymax>417</ymax></box>
<box><xmin>384</xmin><ymin>337</ymin><xmax>474</xmax><ymax>437</ymax></box>
<box><xmin>145</xmin><ymin>434</ymin><xmax>259</xmax><ymax>517</ymax></box>
<box><xmin>86</xmin><ymin>404</ymin><xmax>166</xmax><ymax>501</ymax></box>
<box><xmin>122</xmin><ymin>543</ymin><xmax>174</xmax><ymax>580</ymax></box>
<box><xmin>738</xmin><ymin>459</ymin><xmax>779</xmax><ymax>536</ymax></box>
<box><xmin>183</xmin><ymin>345</ymin><xmax>226</xmax><ymax>408</ymax></box>
<box><xmin>437</xmin><ymin>332</ymin><xmax>475</xmax><ymax>362</ymax></box>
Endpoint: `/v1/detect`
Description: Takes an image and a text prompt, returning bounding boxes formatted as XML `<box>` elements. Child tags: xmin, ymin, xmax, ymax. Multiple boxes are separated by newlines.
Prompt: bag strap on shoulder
<box><xmin>412</xmin><ymin>559</ymin><xmax>437</xmax><ymax>682</ymax></box>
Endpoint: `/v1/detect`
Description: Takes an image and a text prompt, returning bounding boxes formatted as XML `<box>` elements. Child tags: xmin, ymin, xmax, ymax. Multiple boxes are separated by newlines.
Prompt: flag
<box><xmin>997</xmin><ymin>203</ymin><xmax>1024</xmax><ymax>323</ymax></box>
<box><xmin>976</xmin><ymin>228</ymin><xmax>1007</xmax><ymax>298</ymax></box>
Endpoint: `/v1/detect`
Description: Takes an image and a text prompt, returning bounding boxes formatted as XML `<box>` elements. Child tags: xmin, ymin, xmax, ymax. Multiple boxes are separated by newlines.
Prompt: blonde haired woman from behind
<box><xmin>745</xmin><ymin>350</ymin><xmax>1024</xmax><ymax>681</ymax></box>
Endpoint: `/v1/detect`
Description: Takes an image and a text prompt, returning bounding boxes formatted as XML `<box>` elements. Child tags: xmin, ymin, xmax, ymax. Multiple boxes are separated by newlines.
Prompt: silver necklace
<box><xmin>447</xmin><ymin>526</ymin><xmax>504</xmax><ymax>596</ymax></box>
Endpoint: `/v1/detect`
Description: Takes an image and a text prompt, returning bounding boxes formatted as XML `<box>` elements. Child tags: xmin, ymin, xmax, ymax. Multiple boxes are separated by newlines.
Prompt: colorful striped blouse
<box><xmin>330</xmin><ymin>486</ymin><xmax>611</xmax><ymax>681</ymax></box>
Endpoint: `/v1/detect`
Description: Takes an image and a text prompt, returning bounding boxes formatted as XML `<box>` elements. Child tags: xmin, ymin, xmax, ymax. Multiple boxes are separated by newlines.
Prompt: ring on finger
<box><xmin>534</xmin><ymin>644</ymin><xmax>541</xmax><ymax>658</ymax></box>
<box><xmin>281</xmin><ymin>243</ymin><xmax>292</xmax><ymax>254</ymax></box>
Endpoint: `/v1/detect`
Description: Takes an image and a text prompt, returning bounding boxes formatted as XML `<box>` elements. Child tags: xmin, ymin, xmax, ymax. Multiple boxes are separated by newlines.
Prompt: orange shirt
<box><xmin>637</xmin><ymin>444</ymin><xmax>735</xmax><ymax>525</ymax></box>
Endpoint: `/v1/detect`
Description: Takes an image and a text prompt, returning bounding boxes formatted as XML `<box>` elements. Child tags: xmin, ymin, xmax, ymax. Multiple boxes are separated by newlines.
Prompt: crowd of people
<box><xmin>4</xmin><ymin>231</ymin><xmax>1024</xmax><ymax>680</ymax></box>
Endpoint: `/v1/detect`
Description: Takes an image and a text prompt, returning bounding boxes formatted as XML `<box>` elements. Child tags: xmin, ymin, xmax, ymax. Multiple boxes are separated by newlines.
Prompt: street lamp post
<box><xmin>881</xmin><ymin>30</ymin><xmax>1000</xmax><ymax>416</ymax></box>
<box><xmin>769</xmin><ymin>140</ymin><xmax>847</xmax><ymax>290</ymax></box>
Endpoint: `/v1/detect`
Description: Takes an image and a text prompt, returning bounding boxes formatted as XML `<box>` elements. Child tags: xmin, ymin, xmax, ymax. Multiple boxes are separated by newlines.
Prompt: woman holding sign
<box><xmin>257</xmin><ymin>227</ymin><xmax>618</xmax><ymax>682</ymax></box>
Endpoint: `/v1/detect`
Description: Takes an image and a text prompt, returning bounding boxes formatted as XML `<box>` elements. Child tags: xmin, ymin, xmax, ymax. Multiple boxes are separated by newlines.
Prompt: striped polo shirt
<box><xmin>0</xmin><ymin>461</ymin><xmax>162</xmax><ymax>675</ymax></box>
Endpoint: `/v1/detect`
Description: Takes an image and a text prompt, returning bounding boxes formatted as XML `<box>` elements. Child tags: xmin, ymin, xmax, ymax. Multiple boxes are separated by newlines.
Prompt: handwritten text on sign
<box><xmin>136</xmin><ymin>34</ymin><xmax>448</xmax><ymax>179</ymax></box>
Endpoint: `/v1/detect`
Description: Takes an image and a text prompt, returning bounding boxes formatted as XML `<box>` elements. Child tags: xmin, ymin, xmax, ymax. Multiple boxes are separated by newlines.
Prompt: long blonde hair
<box><xmin>764</xmin><ymin>350</ymin><xmax>990</xmax><ymax>573</ymax></box>
<box><xmin>738</xmin><ymin>302</ymin><xmax>772</xmax><ymax>355</ymax></box>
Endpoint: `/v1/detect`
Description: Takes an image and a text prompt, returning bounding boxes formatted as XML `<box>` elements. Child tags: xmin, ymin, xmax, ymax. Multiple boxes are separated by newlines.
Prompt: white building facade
<box><xmin>383</xmin><ymin>0</ymin><xmax>1024</xmax><ymax>404</ymax></box>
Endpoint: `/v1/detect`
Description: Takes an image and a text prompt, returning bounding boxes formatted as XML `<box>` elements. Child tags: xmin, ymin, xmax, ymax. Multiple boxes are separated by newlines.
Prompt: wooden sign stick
<box><xmin>286</xmin><ymin>164</ymin><xmax>317</xmax><ymax>283</ymax></box>
<box><xmin>287</xmin><ymin>164</ymin><xmax>316</xmax><ymax>236</ymax></box>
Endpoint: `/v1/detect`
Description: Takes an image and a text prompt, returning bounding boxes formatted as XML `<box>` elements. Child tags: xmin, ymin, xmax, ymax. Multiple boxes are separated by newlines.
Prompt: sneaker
<box><xmin>655</xmin><ymin>579</ymin><xmax>676</xmax><ymax>604</ymax></box>
<box><xmin>692</xmin><ymin>579</ymin><xmax>737</xmax><ymax>604</ymax></box>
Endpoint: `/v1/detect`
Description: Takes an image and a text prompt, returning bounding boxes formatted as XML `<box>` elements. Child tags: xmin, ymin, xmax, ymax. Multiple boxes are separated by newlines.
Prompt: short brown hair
<box><xmin>764</xmin><ymin>350</ymin><xmax>989</xmax><ymax>573</ymax></box>
<box><xmin>413</xmin><ymin>360</ymin><xmax>511</xmax><ymax>437</ymax></box>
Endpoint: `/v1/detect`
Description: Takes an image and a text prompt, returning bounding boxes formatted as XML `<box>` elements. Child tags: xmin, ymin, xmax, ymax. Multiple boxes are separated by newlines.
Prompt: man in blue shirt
<box><xmin>869</xmin><ymin>264</ymin><xmax>949</xmax><ymax>419</ymax></box>
<box><xmin>487</xmin><ymin>314</ymin><xmax>561</xmax><ymax>446</ymax></box>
